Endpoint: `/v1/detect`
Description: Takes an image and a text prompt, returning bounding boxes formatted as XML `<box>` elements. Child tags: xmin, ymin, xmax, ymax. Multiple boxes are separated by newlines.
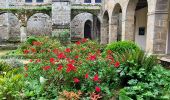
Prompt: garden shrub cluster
<box><xmin>0</xmin><ymin>36</ymin><xmax>170</xmax><ymax>100</ymax></box>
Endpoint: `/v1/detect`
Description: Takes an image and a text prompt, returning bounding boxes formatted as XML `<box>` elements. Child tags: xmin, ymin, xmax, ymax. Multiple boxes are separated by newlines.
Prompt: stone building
<box><xmin>100</xmin><ymin>0</ymin><xmax>170</xmax><ymax>55</ymax></box>
<box><xmin>0</xmin><ymin>0</ymin><xmax>170</xmax><ymax>55</ymax></box>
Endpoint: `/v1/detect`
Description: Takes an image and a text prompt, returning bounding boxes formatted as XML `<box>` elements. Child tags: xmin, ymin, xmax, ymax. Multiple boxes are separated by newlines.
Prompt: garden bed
<box><xmin>0</xmin><ymin>36</ymin><xmax>170</xmax><ymax>100</ymax></box>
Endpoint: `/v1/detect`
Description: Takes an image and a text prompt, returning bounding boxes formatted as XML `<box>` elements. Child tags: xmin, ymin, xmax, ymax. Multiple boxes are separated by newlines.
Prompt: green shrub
<box><xmin>105</xmin><ymin>41</ymin><xmax>140</xmax><ymax>54</ymax></box>
<box><xmin>0</xmin><ymin>61</ymin><xmax>11</xmax><ymax>72</ymax></box>
<box><xmin>26</xmin><ymin>36</ymin><xmax>39</xmax><ymax>45</ymax></box>
<box><xmin>119</xmin><ymin>65</ymin><xmax>170</xmax><ymax>100</ymax></box>
<box><xmin>0</xmin><ymin>73</ymin><xmax>23</xmax><ymax>100</ymax></box>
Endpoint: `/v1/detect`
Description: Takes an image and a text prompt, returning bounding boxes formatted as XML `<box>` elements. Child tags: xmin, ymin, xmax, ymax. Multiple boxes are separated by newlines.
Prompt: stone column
<box><xmin>122</xmin><ymin>16</ymin><xmax>135</xmax><ymax>41</ymax></box>
<box><xmin>100</xmin><ymin>22</ymin><xmax>108</xmax><ymax>44</ymax></box>
<box><xmin>109</xmin><ymin>16</ymin><xmax>118</xmax><ymax>43</ymax></box>
<box><xmin>146</xmin><ymin>11</ymin><xmax>169</xmax><ymax>54</ymax></box>
<box><xmin>20</xmin><ymin>26</ymin><xmax>27</xmax><ymax>42</ymax></box>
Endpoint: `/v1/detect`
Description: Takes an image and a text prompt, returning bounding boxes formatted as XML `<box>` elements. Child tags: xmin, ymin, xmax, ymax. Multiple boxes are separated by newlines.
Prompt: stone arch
<box><xmin>125</xmin><ymin>0</ymin><xmax>148</xmax><ymax>50</ymax></box>
<box><xmin>0</xmin><ymin>13</ymin><xmax>20</xmax><ymax>41</ymax></box>
<box><xmin>110</xmin><ymin>3</ymin><xmax>122</xmax><ymax>42</ymax></box>
<box><xmin>71</xmin><ymin>12</ymin><xmax>93</xmax><ymax>40</ymax></box>
<box><xmin>84</xmin><ymin>20</ymin><xmax>92</xmax><ymax>39</ymax></box>
<box><xmin>26</xmin><ymin>13</ymin><xmax>52</xmax><ymax>35</ymax></box>
<box><xmin>101</xmin><ymin>11</ymin><xmax>109</xmax><ymax>44</ymax></box>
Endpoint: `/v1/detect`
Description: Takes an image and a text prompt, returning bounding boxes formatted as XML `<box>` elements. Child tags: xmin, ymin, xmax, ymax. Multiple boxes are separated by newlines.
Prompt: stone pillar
<box><xmin>122</xmin><ymin>16</ymin><xmax>135</xmax><ymax>41</ymax></box>
<box><xmin>52</xmin><ymin>0</ymin><xmax>71</xmax><ymax>36</ymax></box>
<box><xmin>20</xmin><ymin>26</ymin><xmax>27</xmax><ymax>42</ymax></box>
<box><xmin>100</xmin><ymin>22</ymin><xmax>108</xmax><ymax>44</ymax></box>
<box><xmin>109</xmin><ymin>16</ymin><xmax>118</xmax><ymax>43</ymax></box>
<box><xmin>146</xmin><ymin>11</ymin><xmax>169</xmax><ymax>54</ymax></box>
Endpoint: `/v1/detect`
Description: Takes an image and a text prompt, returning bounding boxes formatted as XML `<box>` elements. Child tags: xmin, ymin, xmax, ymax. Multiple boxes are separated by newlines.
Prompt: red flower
<box><xmin>35</xmin><ymin>59</ymin><xmax>41</xmax><ymax>63</ymax></box>
<box><xmin>89</xmin><ymin>54</ymin><xmax>96</xmax><ymax>61</ymax></box>
<box><xmin>74</xmin><ymin>78</ymin><xmax>80</xmax><ymax>83</ymax></box>
<box><xmin>50</xmin><ymin>58</ymin><xmax>55</xmax><ymax>64</ymax></box>
<box><xmin>107</xmin><ymin>50</ymin><xmax>112</xmax><ymax>54</ymax></box>
<box><xmin>65</xmin><ymin>48</ymin><xmax>71</xmax><ymax>53</ymax></box>
<box><xmin>66</xmin><ymin>63</ymin><xmax>76</xmax><ymax>73</ymax></box>
<box><xmin>57</xmin><ymin>64</ymin><xmax>63</xmax><ymax>71</ymax></box>
<box><xmin>85</xmin><ymin>73</ymin><xmax>89</xmax><ymax>79</ymax></box>
<box><xmin>32</xmin><ymin>41</ymin><xmax>42</xmax><ymax>46</ymax></box>
<box><xmin>74</xmin><ymin>55</ymin><xmax>79</xmax><ymax>59</ymax></box>
<box><xmin>42</xmin><ymin>66</ymin><xmax>51</xmax><ymax>71</ymax></box>
<box><xmin>29</xmin><ymin>59</ymin><xmax>33</xmax><ymax>62</ymax></box>
<box><xmin>81</xmin><ymin>38</ymin><xmax>87</xmax><ymax>43</ymax></box>
<box><xmin>31</xmin><ymin>48</ymin><xmax>36</xmax><ymax>53</ymax></box>
<box><xmin>58</xmin><ymin>53</ymin><xmax>66</xmax><ymax>59</ymax></box>
<box><xmin>53</xmin><ymin>48</ymin><xmax>59</xmax><ymax>54</ymax></box>
<box><xmin>114</xmin><ymin>61</ymin><xmax>120</xmax><ymax>68</ymax></box>
<box><xmin>95</xmin><ymin>86</ymin><xmax>101</xmax><ymax>92</ymax></box>
<box><xmin>93</xmin><ymin>74</ymin><xmax>99</xmax><ymax>81</ymax></box>
<box><xmin>23</xmin><ymin>49</ymin><xmax>29</xmax><ymax>54</ymax></box>
<box><xmin>75</xmin><ymin>41</ymin><xmax>81</xmax><ymax>45</ymax></box>
<box><xmin>107</xmin><ymin>55</ymin><xmax>114</xmax><ymax>61</ymax></box>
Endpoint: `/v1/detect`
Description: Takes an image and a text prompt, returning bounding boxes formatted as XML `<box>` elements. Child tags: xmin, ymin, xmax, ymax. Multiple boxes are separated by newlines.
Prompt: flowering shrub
<box><xmin>21</xmin><ymin>38</ymin><xmax>121</xmax><ymax>99</ymax></box>
<box><xmin>1</xmin><ymin>36</ymin><xmax>169</xmax><ymax>100</ymax></box>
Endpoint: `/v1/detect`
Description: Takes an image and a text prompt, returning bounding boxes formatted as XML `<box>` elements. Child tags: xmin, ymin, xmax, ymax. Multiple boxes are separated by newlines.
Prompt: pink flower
<box><xmin>74</xmin><ymin>78</ymin><xmax>80</xmax><ymax>83</ymax></box>
<box><xmin>95</xmin><ymin>86</ymin><xmax>101</xmax><ymax>92</ymax></box>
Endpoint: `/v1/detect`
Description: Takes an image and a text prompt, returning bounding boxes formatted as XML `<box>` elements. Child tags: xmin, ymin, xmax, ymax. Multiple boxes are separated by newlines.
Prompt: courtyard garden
<box><xmin>0</xmin><ymin>36</ymin><xmax>170</xmax><ymax>100</ymax></box>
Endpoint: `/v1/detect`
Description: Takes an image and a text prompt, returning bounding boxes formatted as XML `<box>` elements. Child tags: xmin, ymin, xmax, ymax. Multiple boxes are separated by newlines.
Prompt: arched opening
<box><xmin>134</xmin><ymin>0</ymin><xmax>148</xmax><ymax>50</ymax></box>
<box><xmin>84</xmin><ymin>20</ymin><xmax>92</xmax><ymax>39</ymax></box>
<box><xmin>71</xmin><ymin>13</ymin><xmax>93</xmax><ymax>40</ymax></box>
<box><xmin>102</xmin><ymin>11</ymin><xmax>109</xmax><ymax>44</ymax></box>
<box><xmin>27</xmin><ymin>13</ymin><xmax>52</xmax><ymax>36</ymax></box>
<box><xmin>0</xmin><ymin>13</ymin><xmax>20</xmax><ymax>42</ymax></box>
<box><xmin>96</xmin><ymin>18</ymin><xmax>101</xmax><ymax>42</ymax></box>
<box><xmin>111</xmin><ymin>3</ymin><xmax>122</xmax><ymax>42</ymax></box>
<box><xmin>126</xmin><ymin>0</ymin><xmax>148</xmax><ymax>50</ymax></box>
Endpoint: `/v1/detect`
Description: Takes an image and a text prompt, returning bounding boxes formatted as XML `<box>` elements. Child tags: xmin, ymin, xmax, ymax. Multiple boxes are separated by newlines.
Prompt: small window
<box><xmin>36</xmin><ymin>0</ymin><xmax>44</xmax><ymax>3</ymax></box>
<box><xmin>139</xmin><ymin>27</ymin><xmax>145</xmax><ymax>35</ymax></box>
<box><xmin>84</xmin><ymin>0</ymin><xmax>91</xmax><ymax>3</ymax></box>
<box><xmin>95</xmin><ymin>0</ymin><xmax>101</xmax><ymax>3</ymax></box>
<box><xmin>25</xmin><ymin>0</ymin><xmax>32</xmax><ymax>3</ymax></box>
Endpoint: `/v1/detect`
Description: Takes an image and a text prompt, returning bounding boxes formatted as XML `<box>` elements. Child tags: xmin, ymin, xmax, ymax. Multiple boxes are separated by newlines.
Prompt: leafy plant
<box><xmin>105</xmin><ymin>41</ymin><xmax>140</xmax><ymax>54</ymax></box>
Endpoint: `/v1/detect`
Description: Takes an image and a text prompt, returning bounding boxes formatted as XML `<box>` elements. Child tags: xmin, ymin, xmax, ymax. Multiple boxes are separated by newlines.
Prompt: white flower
<box><xmin>40</xmin><ymin>76</ymin><xmax>48</xmax><ymax>84</ymax></box>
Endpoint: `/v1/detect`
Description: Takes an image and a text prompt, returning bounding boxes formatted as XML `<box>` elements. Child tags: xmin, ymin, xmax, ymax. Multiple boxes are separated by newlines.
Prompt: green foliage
<box><xmin>0</xmin><ymin>70</ymin><xmax>24</xmax><ymax>100</ymax></box>
<box><xmin>53</xmin><ymin>31</ymin><xmax>70</xmax><ymax>45</ymax></box>
<box><xmin>119</xmin><ymin>65</ymin><xmax>170</xmax><ymax>100</ymax></box>
<box><xmin>0</xmin><ymin>61</ymin><xmax>11</xmax><ymax>72</ymax></box>
<box><xmin>105</xmin><ymin>41</ymin><xmax>140</xmax><ymax>54</ymax></box>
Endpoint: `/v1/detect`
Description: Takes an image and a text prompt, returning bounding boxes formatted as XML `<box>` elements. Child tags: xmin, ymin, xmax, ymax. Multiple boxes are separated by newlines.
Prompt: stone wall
<box><xmin>71</xmin><ymin>13</ymin><xmax>93</xmax><ymax>39</ymax></box>
<box><xmin>0</xmin><ymin>13</ymin><xmax>20</xmax><ymax>41</ymax></box>
<box><xmin>52</xmin><ymin>1</ymin><xmax>71</xmax><ymax>36</ymax></box>
<box><xmin>100</xmin><ymin>0</ymin><xmax>170</xmax><ymax>54</ymax></box>
<box><xmin>27</xmin><ymin>13</ymin><xmax>52</xmax><ymax>35</ymax></box>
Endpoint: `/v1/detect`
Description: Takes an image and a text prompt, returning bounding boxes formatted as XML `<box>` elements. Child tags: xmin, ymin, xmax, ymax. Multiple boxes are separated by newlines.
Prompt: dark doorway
<box><xmin>84</xmin><ymin>20</ymin><xmax>92</xmax><ymax>39</ymax></box>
